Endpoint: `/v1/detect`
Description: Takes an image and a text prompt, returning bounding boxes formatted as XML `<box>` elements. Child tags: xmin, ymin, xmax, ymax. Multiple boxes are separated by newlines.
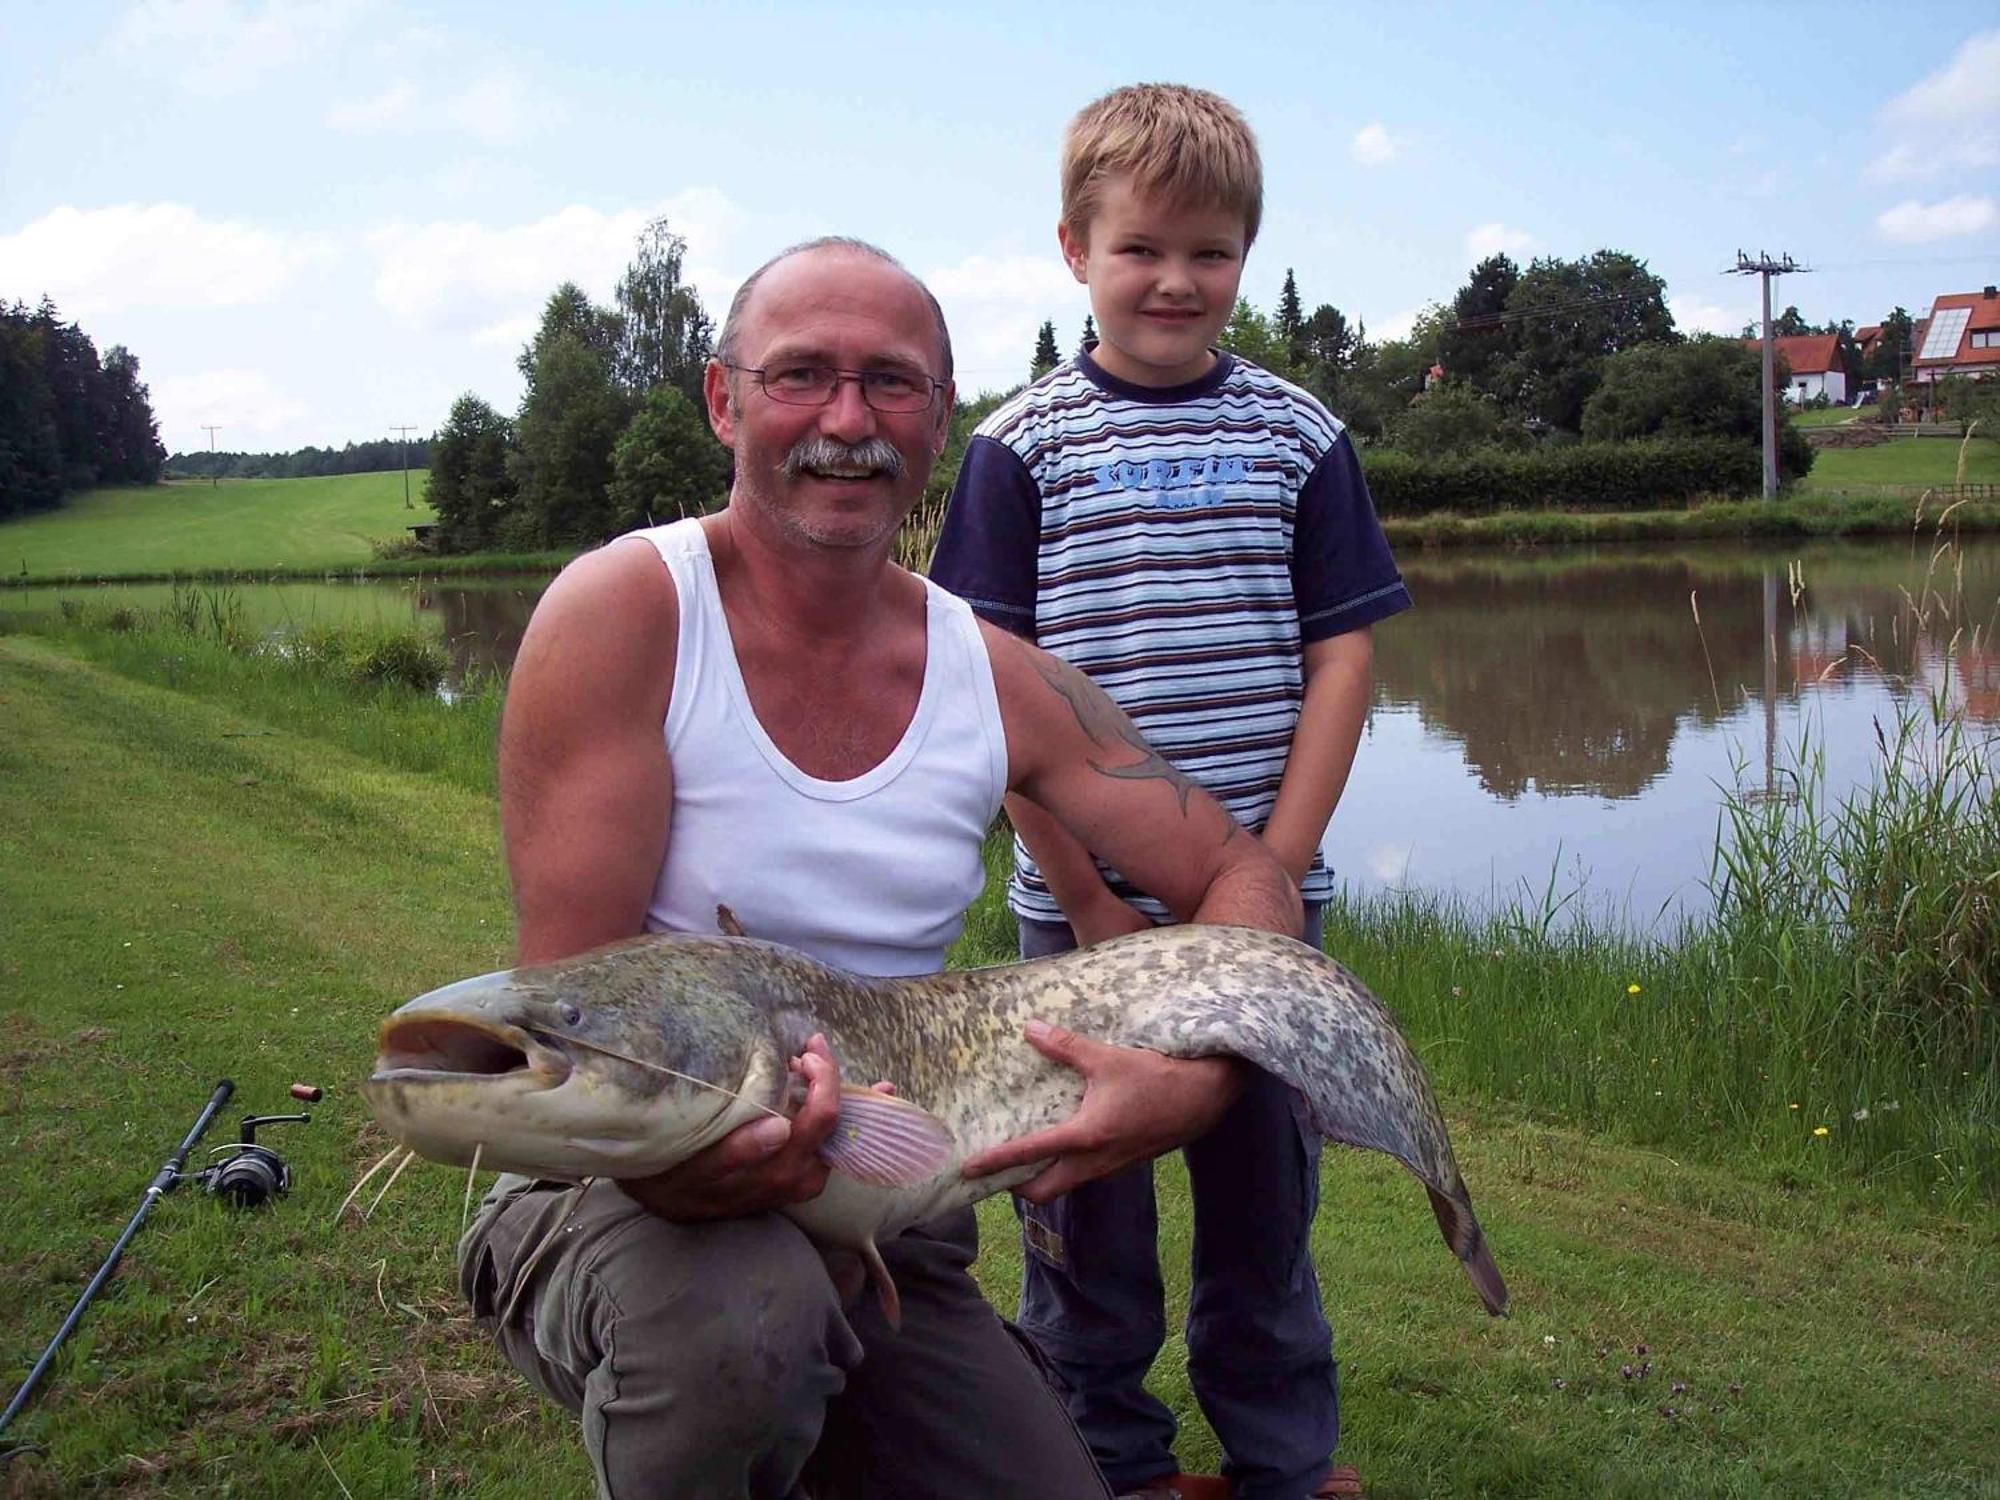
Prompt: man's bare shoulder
<box><xmin>536</xmin><ymin>535</ymin><xmax>679</xmax><ymax>642</ymax></box>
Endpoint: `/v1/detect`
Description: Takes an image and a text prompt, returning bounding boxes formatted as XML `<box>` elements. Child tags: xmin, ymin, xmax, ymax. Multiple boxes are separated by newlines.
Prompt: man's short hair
<box><xmin>1060</xmin><ymin>83</ymin><xmax>1264</xmax><ymax>249</ymax></box>
<box><xmin>716</xmin><ymin>237</ymin><xmax>954</xmax><ymax>382</ymax></box>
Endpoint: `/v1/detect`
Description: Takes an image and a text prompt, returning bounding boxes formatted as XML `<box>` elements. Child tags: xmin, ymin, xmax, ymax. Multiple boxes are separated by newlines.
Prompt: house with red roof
<box><xmin>1741</xmin><ymin>333</ymin><xmax>1850</xmax><ymax>405</ymax></box>
<box><xmin>1910</xmin><ymin>286</ymin><xmax>2000</xmax><ymax>384</ymax></box>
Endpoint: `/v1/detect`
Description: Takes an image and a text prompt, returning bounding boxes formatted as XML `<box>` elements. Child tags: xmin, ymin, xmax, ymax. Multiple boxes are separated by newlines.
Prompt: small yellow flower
<box><xmin>1789</xmin><ymin>1102</ymin><xmax>1800</xmax><ymax>1110</ymax></box>
<box><xmin>1813</xmin><ymin>1126</ymin><xmax>1830</xmax><ymax>1137</ymax></box>
<box><xmin>1626</xmin><ymin>983</ymin><xmax>1642</xmax><ymax>995</ymax></box>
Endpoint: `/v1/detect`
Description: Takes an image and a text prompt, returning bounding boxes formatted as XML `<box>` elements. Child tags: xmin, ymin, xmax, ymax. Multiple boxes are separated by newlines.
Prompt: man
<box><xmin>458</xmin><ymin>236</ymin><xmax>1302</xmax><ymax>1499</ymax></box>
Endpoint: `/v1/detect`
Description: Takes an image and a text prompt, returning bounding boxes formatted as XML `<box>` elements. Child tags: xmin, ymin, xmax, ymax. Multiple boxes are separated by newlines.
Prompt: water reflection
<box><xmin>1345</xmin><ymin>538</ymin><xmax>1996</xmax><ymax>924</ymax></box>
<box><xmin>18</xmin><ymin>537</ymin><xmax>1994</xmax><ymax>926</ymax></box>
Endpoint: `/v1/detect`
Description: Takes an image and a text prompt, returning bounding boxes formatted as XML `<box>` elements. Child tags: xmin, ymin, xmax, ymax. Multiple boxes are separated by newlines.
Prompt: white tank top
<box><xmin>635</xmin><ymin>519</ymin><xmax>1009</xmax><ymax>977</ymax></box>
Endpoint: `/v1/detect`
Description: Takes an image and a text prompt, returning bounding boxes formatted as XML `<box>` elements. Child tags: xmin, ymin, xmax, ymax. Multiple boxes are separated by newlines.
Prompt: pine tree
<box><xmin>1031</xmin><ymin>320</ymin><xmax>1060</xmax><ymax>379</ymax></box>
<box><xmin>1079</xmin><ymin>314</ymin><xmax>1097</xmax><ymax>353</ymax></box>
<box><xmin>1277</xmin><ymin>269</ymin><xmax>1304</xmax><ymax>356</ymax></box>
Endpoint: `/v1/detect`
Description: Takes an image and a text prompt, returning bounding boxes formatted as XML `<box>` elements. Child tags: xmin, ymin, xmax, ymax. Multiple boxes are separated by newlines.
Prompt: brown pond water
<box><xmin>25</xmin><ymin>536</ymin><xmax>1998</xmax><ymax>926</ymax></box>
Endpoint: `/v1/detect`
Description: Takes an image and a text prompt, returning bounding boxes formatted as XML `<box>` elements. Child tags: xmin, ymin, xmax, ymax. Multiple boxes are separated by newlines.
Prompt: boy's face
<box><xmin>1059</xmin><ymin>173</ymin><xmax>1247</xmax><ymax>388</ymax></box>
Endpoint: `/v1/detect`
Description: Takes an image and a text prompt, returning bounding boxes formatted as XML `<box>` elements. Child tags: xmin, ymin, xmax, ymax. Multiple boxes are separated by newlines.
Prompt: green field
<box><xmin>1789</xmin><ymin>406</ymin><xmax>1860</xmax><ymax>428</ymax></box>
<box><xmin>1798</xmin><ymin>433</ymin><xmax>2000</xmax><ymax>493</ymax></box>
<box><xmin>0</xmin><ymin>605</ymin><xmax>1992</xmax><ymax>1496</ymax></box>
<box><xmin>0</xmin><ymin>473</ymin><xmax>434</xmax><ymax>581</ymax></box>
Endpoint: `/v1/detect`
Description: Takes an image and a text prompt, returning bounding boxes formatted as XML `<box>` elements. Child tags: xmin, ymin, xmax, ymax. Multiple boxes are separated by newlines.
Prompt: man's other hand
<box><xmin>959</xmin><ymin>1022</ymin><xmax>1244</xmax><ymax>1201</ymax></box>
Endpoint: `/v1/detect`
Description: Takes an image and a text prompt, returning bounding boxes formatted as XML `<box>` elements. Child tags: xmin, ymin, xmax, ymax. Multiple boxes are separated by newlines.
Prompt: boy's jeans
<box><xmin>1015</xmin><ymin>908</ymin><xmax>1340</xmax><ymax>1500</ymax></box>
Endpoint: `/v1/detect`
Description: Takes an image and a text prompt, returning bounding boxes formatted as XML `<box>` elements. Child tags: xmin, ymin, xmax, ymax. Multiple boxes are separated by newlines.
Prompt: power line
<box><xmin>390</xmin><ymin>424</ymin><xmax>419</xmax><ymax>511</ymax></box>
<box><xmin>200</xmin><ymin>424</ymin><xmax>222</xmax><ymax>490</ymax></box>
<box><xmin>1724</xmin><ymin>250</ymin><xmax>1812</xmax><ymax>501</ymax></box>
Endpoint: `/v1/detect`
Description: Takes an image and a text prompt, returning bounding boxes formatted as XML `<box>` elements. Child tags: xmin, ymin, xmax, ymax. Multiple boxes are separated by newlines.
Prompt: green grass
<box><xmin>1789</xmin><ymin>407</ymin><xmax>1859</xmax><ymax>429</ymax></box>
<box><xmin>0</xmin><ymin>473</ymin><xmax>435</xmax><ymax>581</ymax></box>
<box><xmin>1</xmin><ymin>609</ymin><xmax>1994</xmax><ymax>1495</ymax></box>
<box><xmin>1798</xmin><ymin>434</ymin><xmax>2000</xmax><ymax>493</ymax></box>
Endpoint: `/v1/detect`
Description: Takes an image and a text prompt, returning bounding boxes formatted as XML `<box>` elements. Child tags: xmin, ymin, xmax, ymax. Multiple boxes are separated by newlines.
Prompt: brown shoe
<box><xmin>1115</xmin><ymin>1475</ymin><xmax>1228</xmax><ymax>1500</ymax></box>
<box><xmin>1312</xmin><ymin>1465</ymin><xmax>1365</xmax><ymax>1498</ymax></box>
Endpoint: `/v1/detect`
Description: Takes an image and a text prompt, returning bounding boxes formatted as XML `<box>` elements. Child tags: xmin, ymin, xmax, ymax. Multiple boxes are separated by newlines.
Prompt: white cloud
<box><xmin>113</xmin><ymin>0</ymin><xmax>370</xmax><ymax>94</ymax></box>
<box><xmin>1865</xmin><ymin>135</ymin><xmax>2000</xmax><ymax>182</ymax></box>
<box><xmin>1465</xmin><ymin>222</ymin><xmax>1535</xmax><ymax>263</ymax></box>
<box><xmin>1669</xmin><ymin>296</ymin><xmax>1746</xmax><ymax>337</ymax></box>
<box><xmin>327</xmin><ymin>65</ymin><xmax>541</xmax><ymax>145</ymax></box>
<box><xmin>366</xmin><ymin>191</ymin><xmax>743</xmax><ymax>343</ymax></box>
<box><xmin>924</xmin><ymin>252</ymin><xmax>1088</xmax><ymax>393</ymax></box>
<box><xmin>151</xmin><ymin>367</ymin><xmax>308</xmax><ymax>444</ymax></box>
<box><xmin>0</xmin><ymin>204</ymin><xmax>324</xmax><ymax>318</ymax></box>
<box><xmin>1350</xmin><ymin>124</ymin><xmax>1401</xmax><ymax>167</ymax></box>
<box><xmin>1876</xmin><ymin>194</ymin><xmax>1998</xmax><ymax>242</ymax></box>
<box><xmin>325</xmin><ymin>81</ymin><xmax>418</xmax><ymax>132</ymax></box>
<box><xmin>1883</xmin><ymin>30</ymin><xmax>2000</xmax><ymax>125</ymax></box>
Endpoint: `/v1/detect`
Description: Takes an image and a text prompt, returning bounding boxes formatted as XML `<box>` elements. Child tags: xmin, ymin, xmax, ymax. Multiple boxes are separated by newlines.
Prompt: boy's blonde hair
<box><xmin>1061</xmin><ymin>83</ymin><xmax>1263</xmax><ymax>249</ymax></box>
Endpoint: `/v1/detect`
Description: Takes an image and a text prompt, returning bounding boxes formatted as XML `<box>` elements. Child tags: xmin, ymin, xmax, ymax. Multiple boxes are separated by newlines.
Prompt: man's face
<box><xmin>705</xmin><ymin>249</ymin><xmax>954</xmax><ymax>554</ymax></box>
<box><xmin>1059</xmin><ymin>173</ymin><xmax>1247</xmax><ymax>389</ymax></box>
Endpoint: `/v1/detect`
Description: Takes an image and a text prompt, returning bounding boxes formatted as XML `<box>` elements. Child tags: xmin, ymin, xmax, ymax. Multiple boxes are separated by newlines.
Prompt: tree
<box><xmin>1340</xmin><ymin>303</ymin><xmax>1452</xmax><ymax>442</ymax></box>
<box><xmin>1031</xmin><ymin>320</ymin><xmax>1060</xmax><ymax>380</ymax></box>
<box><xmin>1384</xmin><ymin>379</ymin><xmax>1521</xmax><ymax>456</ymax></box>
<box><xmin>1276</xmin><ymin>269</ymin><xmax>1304</xmax><ymax>360</ymax></box>
<box><xmin>1866</xmin><ymin>307</ymin><xmax>1915</xmax><ymax>385</ymax></box>
<box><xmin>1496</xmin><ymin>251</ymin><xmax>1676</xmax><ymax>434</ymax></box>
<box><xmin>1295</xmin><ymin>303</ymin><xmax>1364</xmax><ymax>409</ymax></box>
<box><xmin>614</xmin><ymin>218</ymin><xmax>713</xmax><ymax>405</ymax></box>
<box><xmin>1079</xmin><ymin>314</ymin><xmax>1097</xmax><ymax>353</ymax></box>
<box><xmin>607</xmin><ymin>386</ymin><xmax>732</xmax><ymax>532</ymax></box>
<box><xmin>1436</xmin><ymin>254</ymin><xmax>1521</xmax><ymax>400</ymax></box>
<box><xmin>96</xmin><ymin>346</ymin><xmax>165</xmax><ymax>484</ymax></box>
<box><xmin>0</xmin><ymin>298</ymin><xmax>164</xmax><ymax>511</ymax></box>
<box><xmin>1581</xmin><ymin>336</ymin><xmax>1812</xmax><ymax>480</ymax></box>
<box><xmin>1219</xmin><ymin>298</ymin><xmax>1287</xmax><ymax>371</ymax></box>
<box><xmin>427</xmin><ymin>394</ymin><xmax>519</xmax><ymax>552</ymax></box>
<box><xmin>514</xmin><ymin>286</ymin><xmax>635</xmax><ymax>546</ymax></box>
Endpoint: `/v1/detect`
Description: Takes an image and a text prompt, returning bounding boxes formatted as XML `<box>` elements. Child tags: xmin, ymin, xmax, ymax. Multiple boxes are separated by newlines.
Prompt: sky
<box><xmin>3</xmin><ymin>1</ymin><xmax>1997</xmax><ymax>457</ymax></box>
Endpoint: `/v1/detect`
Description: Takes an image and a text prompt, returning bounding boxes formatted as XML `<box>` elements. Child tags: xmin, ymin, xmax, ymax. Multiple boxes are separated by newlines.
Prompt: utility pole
<box><xmin>200</xmin><ymin>424</ymin><xmax>222</xmax><ymax>489</ymax></box>
<box><xmin>1725</xmin><ymin>251</ymin><xmax>1811</xmax><ymax>499</ymax></box>
<box><xmin>390</xmin><ymin>424</ymin><xmax>418</xmax><ymax>510</ymax></box>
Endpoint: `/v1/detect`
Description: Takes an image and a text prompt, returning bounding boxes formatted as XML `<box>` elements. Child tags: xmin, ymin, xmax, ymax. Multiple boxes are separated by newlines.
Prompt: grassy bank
<box><xmin>1</xmin><ymin>604</ymin><xmax>1994</xmax><ymax>1495</ymax></box>
<box><xmin>0</xmin><ymin>473</ymin><xmax>439</xmax><ymax>583</ymax></box>
<box><xmin>9</xmin><ymin>470</ymin><xmax>2000</xmax><ymax>595</ymax></box>
<box><xmin>1799</xmin><ymin>433</ymin><xmax>2000</xmax><ymax>494</ymax></box>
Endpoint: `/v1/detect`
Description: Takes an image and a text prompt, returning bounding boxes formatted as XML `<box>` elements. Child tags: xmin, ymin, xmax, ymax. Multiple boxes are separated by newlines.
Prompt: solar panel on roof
<box><xmin>1919</xmin><ymin>307</ymin><xmax>1970</xmax><ymax>361</ymax></box>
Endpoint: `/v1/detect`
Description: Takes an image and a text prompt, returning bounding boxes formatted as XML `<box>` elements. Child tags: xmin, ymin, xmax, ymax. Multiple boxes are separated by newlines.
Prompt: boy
<box><xmin>929</xmin><ymin>84</ymin><xmax>1410</xmax><ymax>1500</ymax></box>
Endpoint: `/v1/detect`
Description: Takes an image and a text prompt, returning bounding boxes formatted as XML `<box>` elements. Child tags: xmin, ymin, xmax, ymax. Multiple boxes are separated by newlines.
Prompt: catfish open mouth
<box><xmin>372</xmin><ymin>1016</ymin><xmax>571</xmax><ymax>1086</ymax></box>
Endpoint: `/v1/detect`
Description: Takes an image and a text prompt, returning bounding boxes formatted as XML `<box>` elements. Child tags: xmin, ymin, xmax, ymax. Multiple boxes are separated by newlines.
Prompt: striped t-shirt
<box><xmin>929</xmin><ymin>349</ymin><xmax>1411</xmax><ymax>922</ymax></box>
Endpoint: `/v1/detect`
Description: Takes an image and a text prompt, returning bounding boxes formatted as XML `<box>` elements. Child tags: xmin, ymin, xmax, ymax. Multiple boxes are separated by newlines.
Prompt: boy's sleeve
<box><xmin>927</xmin><ymin>433</ymin><xmax>1042</xmax><ymax>639</ymax></box>
<box><xmin>1292</xmin><ymin>429</ymin><xmax>1413</xmax><ymax>642</ymax></box>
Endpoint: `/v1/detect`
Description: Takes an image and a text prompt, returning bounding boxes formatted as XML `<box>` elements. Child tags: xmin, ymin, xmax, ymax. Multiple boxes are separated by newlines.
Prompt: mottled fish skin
<box><xmin>364</xmin><ymin>925</ymin><xmax>1508</xmax><ymax>1316</ymax></box>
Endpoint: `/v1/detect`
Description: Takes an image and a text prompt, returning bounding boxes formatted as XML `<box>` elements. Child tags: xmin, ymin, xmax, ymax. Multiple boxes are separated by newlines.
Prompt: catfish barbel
<box><xmin>361</xmin><ymin>923</ymin><xmax>1508</xmax><ymax>1322</ymax></box>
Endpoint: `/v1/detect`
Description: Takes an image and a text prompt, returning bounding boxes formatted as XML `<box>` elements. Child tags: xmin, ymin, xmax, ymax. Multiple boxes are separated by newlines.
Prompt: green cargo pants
<box><xmin>460</xmin><ymin>1175</ymin><xmax>1112</xmax><ymax>1499</ymax></box>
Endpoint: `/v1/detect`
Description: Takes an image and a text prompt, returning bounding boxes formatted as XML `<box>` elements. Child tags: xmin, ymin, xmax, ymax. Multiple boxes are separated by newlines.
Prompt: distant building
<box><xmin>1910</xmin><ymin>286</ymin><xmax>2000</xmax><ymax>384</ymax></box>
<box><xmin>1741</xmin><ymin>333</ymin><xmax>1850</xmax><ymax>405</ymax></box>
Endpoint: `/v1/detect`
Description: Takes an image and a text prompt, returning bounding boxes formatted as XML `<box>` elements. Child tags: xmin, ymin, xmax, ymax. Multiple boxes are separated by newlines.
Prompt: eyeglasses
<box><xmin>723</xmin><ymin>362</ymin><xmax>943</xmax><ymax>414</ymax></box>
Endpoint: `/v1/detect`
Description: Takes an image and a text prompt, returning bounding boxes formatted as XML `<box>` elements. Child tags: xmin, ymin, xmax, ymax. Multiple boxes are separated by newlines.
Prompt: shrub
<box><xmin>346</xmin><ymin>629</ymin><xmax>447</xmax><ymax>693</ymax></box>
<box><xmin>1359</xmin><ymin>437</ymin><xmax>1765</xmax><ymax>514</ymax></box>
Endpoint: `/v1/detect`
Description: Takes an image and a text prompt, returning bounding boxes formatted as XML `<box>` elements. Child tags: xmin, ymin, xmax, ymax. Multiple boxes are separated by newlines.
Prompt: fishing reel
<box><xmin>184</xmin><ymin>1111</ymin><xmax>312</xmax><ymax>1208</ymax></box>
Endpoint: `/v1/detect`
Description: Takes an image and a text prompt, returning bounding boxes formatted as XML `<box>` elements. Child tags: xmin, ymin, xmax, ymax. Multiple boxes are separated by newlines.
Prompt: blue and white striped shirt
<box><xmin>930</xmin><ymin>349</ymin><xmax>1411</xmax><ymax>921</ymax></box>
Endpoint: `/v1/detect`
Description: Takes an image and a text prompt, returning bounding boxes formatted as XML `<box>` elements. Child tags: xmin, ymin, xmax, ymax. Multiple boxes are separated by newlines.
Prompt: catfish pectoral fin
<box><xmin>818</xmin><ymin>1087</ymin><xmax>955</xmax><ymax>1186</ymax></box>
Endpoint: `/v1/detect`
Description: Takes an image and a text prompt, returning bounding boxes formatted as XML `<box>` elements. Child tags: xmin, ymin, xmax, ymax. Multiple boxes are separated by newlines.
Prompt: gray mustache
<box><xmin>781</xmin><ymin>436</ymin><xmax>905</xmax><ymax>479</ymax></box>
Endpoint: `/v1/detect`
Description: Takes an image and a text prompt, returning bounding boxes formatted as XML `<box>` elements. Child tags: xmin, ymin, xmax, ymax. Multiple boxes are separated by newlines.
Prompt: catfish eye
<box><xmin>557</xmin><ymin>1001</ymin><xmax>582</xmax><ymax>1027</ymax></box>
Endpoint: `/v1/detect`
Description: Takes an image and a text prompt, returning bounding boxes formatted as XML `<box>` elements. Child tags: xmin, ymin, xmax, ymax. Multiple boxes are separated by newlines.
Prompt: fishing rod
<box><xmin>0</xmin><ymin>1077</ymin><xmax>316</xmax><ymax>1455</ymax></box>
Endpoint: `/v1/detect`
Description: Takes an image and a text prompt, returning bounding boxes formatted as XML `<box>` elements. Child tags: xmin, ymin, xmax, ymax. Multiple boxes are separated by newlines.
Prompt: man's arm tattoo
<box><xmin>1029</xmin><ymin>654</ymin><xmax>1230</xmax><ymax>836</ymax></box>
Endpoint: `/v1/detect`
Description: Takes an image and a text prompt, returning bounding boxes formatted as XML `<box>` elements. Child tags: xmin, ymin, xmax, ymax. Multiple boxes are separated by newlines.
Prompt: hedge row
<box><xmin>1357</xmin><ymin>437</ymin><xmax>1762</xmax><ymax>514</ymax></box>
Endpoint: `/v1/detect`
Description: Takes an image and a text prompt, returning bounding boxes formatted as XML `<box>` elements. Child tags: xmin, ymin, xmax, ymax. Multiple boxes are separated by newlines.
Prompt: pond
<box><xmin>19</xmin><ymin>535</ymin><xmax>1997</xmax><ymax>927</ymax></box>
